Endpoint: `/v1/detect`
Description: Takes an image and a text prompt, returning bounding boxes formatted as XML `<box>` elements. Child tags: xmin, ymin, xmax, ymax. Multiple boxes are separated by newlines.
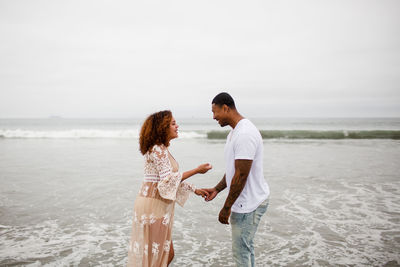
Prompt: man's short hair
<box><xmin>212</xmin><ymin>92</ymin><xmax>236</xmax><ymax>109</ymax></box>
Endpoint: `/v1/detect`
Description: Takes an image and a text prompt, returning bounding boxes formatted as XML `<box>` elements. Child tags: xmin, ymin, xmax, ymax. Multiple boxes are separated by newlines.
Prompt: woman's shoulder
<box><xmin>148</xmin><ymin>144</ymin><xmax>167</xmax><ymax>157</ymax></box>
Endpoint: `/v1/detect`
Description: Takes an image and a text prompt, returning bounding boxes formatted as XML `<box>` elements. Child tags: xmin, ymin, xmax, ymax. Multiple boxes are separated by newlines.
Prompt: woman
<box><xmin>127</xmin><ymin>110</ymin><xmax>211</xmax><ymax>267</ymax></box>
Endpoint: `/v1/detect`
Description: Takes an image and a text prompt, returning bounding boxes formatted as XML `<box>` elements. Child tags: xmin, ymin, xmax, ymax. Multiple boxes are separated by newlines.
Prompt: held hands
<box><xmin>198</xmin><ymin>187</ymin><xmax>230</xmax><ymax>224</ymax></box>
<box><xmin>202</xmin><ymin>188</ymin><xmax>231</xmax><ymax>224</ymax></box>
<box><xmin>197</xmin><ymin>163</ymin><xmax>212</xmax><ymax>174</ymax></box>
<box><xmin>202</xmin><ymin>188</ymin><xmax>218</xmax><ymax>202</ymax></box>
<box><xmin>195</xmin><ymin>189</ymin><xmax>209</xmax><ymax>199</ymax></box>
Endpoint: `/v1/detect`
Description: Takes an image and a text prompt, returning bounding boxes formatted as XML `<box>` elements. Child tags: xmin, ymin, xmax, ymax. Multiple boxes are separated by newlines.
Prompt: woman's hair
<box><xmin>139</xmin><ymin>110</ymin><xmax>172</xmax><ymax>155</ymax></box>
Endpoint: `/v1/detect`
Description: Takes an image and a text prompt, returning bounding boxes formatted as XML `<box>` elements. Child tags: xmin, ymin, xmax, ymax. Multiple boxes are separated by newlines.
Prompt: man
<box><xmin>203</xmin><ymin>92</ymin><xmax>270</xmax><ymax>267</ymax></box>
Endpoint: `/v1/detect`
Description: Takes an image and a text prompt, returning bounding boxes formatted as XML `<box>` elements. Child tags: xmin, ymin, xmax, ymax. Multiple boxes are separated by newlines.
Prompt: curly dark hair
<box><xmin>139</xmin><ymin>110</ymin><xmax>172</xmax><ymax>155</ymax></box>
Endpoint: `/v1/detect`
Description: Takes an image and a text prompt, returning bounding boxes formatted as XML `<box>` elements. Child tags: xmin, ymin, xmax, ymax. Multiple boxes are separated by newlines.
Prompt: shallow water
<box><xmin>1</xmin><ymin>118</ymin><xmax>400</xmax><ymax>266</ymax></box>
<box><xmin>1</xmin><ymin>138</ymin><xmax>399</xmax><ymax>266</ymax></box>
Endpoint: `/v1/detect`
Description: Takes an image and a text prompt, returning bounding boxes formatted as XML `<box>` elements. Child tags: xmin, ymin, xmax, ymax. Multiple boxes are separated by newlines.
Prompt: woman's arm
<box><xmin>175</xmin><ymin>164</ymin><xmax>212</xmax><ymax>206</ymax></box>
<box><xmin>181</xmin><ymin>163</ymin><xmax>212</xmax><ymax>181</ymax></box>
<box><xmin>151</xmin><ymin>145</ymin><xmax>212</xmax><ymax>202</ymax></box>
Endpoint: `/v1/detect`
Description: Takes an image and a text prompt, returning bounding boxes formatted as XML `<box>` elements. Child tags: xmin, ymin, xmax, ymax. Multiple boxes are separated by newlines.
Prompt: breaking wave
<box><xmin>0</xmin><ymin>129</ymin><xmax>206</xmax><ymax>139</ymax></box>
<box><xmin>207</xmin><ymin>130</ymin><xmax>400</xmax><ymax>140</ymax></box>
<box><xmin>1</xmin><ymin>129</ymin><xmax>400</xmax><ymax>140</ymax></box>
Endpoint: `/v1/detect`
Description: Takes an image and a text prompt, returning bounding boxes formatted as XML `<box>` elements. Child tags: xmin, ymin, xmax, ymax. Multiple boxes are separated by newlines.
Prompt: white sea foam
<box><xmin>0</xmin><ymin>129</ymin><xmax>139</xmax><ymax>139</ymax></box>
<box><xmin>0</xmin><ymin>220</ymin><xmax>131</xmax><ymax>266</ymax></box>
<box><xmin>177</xmin><ymin>131</ymin><xmax>206</xmax><ymax>139</ymax></box>
<box><xmin>0</xmin><ymin>129</ymin><xmax>206</xmax><ymax>139</ymax></box>
<box><xmin>259</xmin><ymin>181</ymin><xmax>400</xmax><ymax>266</ymax></box>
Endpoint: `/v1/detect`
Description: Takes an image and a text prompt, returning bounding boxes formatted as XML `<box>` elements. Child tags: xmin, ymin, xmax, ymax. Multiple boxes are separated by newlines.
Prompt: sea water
<box><xmin>0</xmin><ymin>118</ymin><xmax>399</xmax><ymax>266</ymax></box>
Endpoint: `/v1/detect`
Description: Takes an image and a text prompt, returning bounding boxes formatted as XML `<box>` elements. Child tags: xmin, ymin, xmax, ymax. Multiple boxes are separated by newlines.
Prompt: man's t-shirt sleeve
<box><xmin>234</xmin><ymin>132</ymin><xmax>257</xmax><ymax>160</ymax></box>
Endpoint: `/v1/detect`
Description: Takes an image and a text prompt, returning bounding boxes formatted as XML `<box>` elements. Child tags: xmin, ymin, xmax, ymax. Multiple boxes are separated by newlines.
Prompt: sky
<box><xmin>0</xmin><ymin>0</ymin><xmax>399</xmax><ymax>118</ymax></box>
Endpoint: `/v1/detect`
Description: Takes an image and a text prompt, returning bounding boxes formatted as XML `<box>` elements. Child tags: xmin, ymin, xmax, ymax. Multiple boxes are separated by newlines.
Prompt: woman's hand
<box><xmin>195</xmin><ymin>189</ymin><xmax>210</xmax><ymax>199</ymax></box>
<box><xmin>181</xmin><ymin>163</ymin><xmax>212</xmax><ymax>181</ymax></box>
<box><xmin>196</xmin><ymin>163</ymin><xmax>212</xmax><ymax>174</ymax></box>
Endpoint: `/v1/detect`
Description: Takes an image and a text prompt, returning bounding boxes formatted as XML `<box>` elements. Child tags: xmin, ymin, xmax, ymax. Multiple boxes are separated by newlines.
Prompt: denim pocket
<box><xmin>253</xmin><ymin>199</ymin><xmax>269</xmax><ymax>224</ymax></box>
<box><xmin>230</xmin><ymin>212</ymin><xmax>245</xmax><ymax>224</ymax></box>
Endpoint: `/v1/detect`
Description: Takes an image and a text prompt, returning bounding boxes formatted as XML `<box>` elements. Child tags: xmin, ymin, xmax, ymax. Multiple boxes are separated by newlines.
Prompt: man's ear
<box><xmin>222</xmin><ymin>104</ymin><xmax>229</xmax><ymax>112</ymax></box>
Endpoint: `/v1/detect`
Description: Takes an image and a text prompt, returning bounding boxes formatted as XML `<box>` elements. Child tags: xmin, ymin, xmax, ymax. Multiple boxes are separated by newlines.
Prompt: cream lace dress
<box><xmin>127</xmin><ymin>144</ymin><xmax>196</xmax><ymax>267</ymax></box>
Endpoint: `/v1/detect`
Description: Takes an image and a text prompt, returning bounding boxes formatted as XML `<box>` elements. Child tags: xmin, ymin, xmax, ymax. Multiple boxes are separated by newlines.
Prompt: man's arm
<box><xmin>215</xmin><ymin>174</ymin><xmax>227</xmax><ymax>192</ymax></box>
<box><xmin>218</xmin><ymin>159</ymin><xmax>253</xmax><ymax>224</ymax></box>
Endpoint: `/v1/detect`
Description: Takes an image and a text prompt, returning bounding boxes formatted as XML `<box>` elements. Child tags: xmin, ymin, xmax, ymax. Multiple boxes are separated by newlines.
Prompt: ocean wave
<box><xmin>0</xmin><ymin>129</ymin><xmax>207</xmax><ymax>139</ymax></box>
<box><xmin>207</xmin><ymin>130</ymin><xmax>400</xmax><ymax>140</ymax></box>
<box><xmin>1</xmin><ymin>129</ymin><xmax>399</xmax><ymax>140</ymax></box>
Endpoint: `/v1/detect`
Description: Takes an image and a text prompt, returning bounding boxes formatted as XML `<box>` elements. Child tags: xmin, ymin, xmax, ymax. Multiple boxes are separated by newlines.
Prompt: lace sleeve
<box><xmin>176</xmin><ymin>182</ymin><xmax>196</xmax><ymax>207</ymax></box>
<box><xmin>150</xmin><ymin>145</ymin><xmax>182</xmax><ymax>201</ymax></box>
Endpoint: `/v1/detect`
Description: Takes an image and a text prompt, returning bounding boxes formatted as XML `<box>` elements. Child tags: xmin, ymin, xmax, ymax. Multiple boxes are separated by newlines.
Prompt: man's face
<box><xmin>212</xmin><ymin>103</ymin><xmax>229</xmax><ymax>127</ymax></box>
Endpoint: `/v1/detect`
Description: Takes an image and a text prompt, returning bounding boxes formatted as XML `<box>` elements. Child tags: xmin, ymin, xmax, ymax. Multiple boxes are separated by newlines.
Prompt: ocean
<box><xmin>0</xmin><ymin>118</ymin><xmax>399</xmax><ymax>266</ymax></box>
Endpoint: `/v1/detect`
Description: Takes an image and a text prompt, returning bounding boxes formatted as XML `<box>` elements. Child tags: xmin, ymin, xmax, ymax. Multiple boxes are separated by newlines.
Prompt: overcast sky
<box><xmin>0</xmin><ymin>0</ymin><xmax>399</xmax><ymax>118</ymax></box>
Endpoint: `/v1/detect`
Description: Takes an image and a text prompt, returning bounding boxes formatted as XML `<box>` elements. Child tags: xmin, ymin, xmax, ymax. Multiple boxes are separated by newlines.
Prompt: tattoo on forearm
<box><xmin>224</xmin><ymin>160</ymin><xmax>252</xmax><ymax>209</ymax></box>
<box><xmin>224</xmin><ymin>174</ymin><xmax>246</xmax><ymax>209</ymax></box>
<box><xmin>215</xmin><ymin>175</ymin><xmax>227</xmax><ymax>192</ymax></box>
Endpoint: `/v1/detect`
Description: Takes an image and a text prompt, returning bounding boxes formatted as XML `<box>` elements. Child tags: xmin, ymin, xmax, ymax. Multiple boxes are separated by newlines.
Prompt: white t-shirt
<box><xmin>224</xmin><ymin>118</ymin><xmax>270</xmax><ymax>213</ymax></box>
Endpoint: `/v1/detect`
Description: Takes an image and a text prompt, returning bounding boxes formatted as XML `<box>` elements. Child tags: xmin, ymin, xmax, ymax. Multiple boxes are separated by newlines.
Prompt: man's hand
<box><xmin>202</xmin><ymin>188</ymin><xmax>218</xmax><ymax>201</ymax></box>
<box><xmin>218</xmin><ymin>206</ymin><xmax>231</xmax><ymax>224</ymax></box>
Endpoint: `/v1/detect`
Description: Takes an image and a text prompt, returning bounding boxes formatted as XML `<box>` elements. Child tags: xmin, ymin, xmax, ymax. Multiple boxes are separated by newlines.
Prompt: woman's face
<box><xmin>168</xmin><ymin>116</ymin><xmax>179</xmax><ymax>140</ymax></box>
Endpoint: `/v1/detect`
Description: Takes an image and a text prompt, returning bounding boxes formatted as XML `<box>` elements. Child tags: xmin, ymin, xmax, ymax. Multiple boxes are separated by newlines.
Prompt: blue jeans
<box><xmin>230</xmin><ymin>198</ymin><xmax>269</xmax><ymax>267</ymax></box>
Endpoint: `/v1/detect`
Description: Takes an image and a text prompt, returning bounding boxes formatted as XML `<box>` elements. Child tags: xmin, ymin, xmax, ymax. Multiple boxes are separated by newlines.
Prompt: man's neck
<box><xmin>230</xmin><ymin>114</ymin><xmax>244</xmax><ymax>129</ymax></box>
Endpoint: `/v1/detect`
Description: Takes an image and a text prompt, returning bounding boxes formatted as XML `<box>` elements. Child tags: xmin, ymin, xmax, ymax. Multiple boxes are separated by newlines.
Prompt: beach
<box><xmin>0</xmin><ymin>118</ymin><xmax>399</xmax><ymax>266</ymax></box>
